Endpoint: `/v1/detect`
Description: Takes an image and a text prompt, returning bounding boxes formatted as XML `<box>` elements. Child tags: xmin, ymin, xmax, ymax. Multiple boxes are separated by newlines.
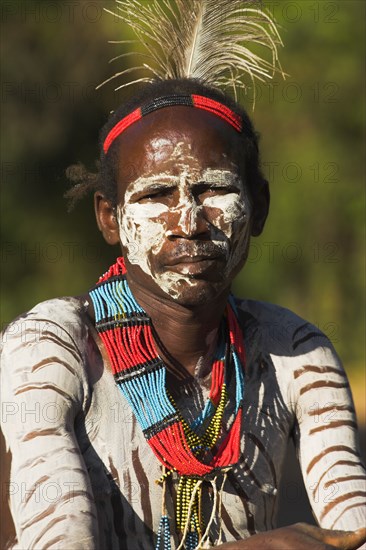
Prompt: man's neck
<box><xmin>128</xmin><ymin>280</ymin><xmax>230</xmax><ymax>378</ymax></box>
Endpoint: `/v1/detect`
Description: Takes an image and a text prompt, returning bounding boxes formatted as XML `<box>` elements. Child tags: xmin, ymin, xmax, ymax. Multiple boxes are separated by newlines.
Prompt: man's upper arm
<box><xmin>0</xmin><ymin>313</ymin><xmax>99</xmax><ymax>549</ymax></box>
<box><xmin>291</xmin><ymin>337</ymin><xmax>366</xmax><ymax>531</ymax></box>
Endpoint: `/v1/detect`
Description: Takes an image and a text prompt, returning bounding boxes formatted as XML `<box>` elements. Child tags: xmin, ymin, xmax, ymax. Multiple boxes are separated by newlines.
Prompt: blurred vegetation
<box><xmin>1</xmin><ymin>0</ymin><xmax>365</xmax><ymax>379</ymax></box>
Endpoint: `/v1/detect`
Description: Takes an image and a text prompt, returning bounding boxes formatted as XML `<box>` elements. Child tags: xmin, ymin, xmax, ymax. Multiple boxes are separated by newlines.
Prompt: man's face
<box><xmin>114</xmin><ymin>107</ymin><xmax>253</xmax><ymax>306</ymax></box>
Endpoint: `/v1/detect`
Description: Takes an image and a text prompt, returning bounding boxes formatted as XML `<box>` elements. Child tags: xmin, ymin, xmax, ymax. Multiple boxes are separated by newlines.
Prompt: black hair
<box><xmin>65</xmin><ymin>78</ymin><xmax>267</xmax><ymax>210</ymax></box>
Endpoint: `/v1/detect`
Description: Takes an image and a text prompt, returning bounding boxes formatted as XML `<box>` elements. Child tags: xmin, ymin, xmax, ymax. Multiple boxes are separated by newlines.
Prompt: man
<box><xmin>1</xmin><ymin>78</ymin><xmax>365</xmax><ymax>549</ymax></box>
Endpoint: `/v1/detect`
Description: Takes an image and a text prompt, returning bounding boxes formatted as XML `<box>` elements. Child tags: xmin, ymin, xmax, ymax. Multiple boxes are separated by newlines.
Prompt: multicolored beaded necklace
<box><xmin>89</xmin><ymin>257</ymin><xmax>246</xmax><ymax>549</ymax></box>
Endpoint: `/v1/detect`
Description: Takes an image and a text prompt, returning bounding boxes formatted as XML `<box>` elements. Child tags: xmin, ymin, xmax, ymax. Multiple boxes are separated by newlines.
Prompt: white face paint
<box><xmin>117</xmin><ymin>173</ymin><xmax>170</xmax><ymax>269</ymax></box>
<box><xmin>117</xmin><ymin>142</ymin><xmax>252</xmax><ymax>300</ymax></box>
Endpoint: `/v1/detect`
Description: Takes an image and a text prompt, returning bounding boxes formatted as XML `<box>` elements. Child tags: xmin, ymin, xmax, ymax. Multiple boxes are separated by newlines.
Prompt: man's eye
<box><xmin>137</xmin><ymin>189</ymin><xmax>172</xmax><ymax>203</ymax></box>
<box><xmin>198</xmin><ymin>185</ymin><xmax>238</xmax><ymax>197</ymax></box>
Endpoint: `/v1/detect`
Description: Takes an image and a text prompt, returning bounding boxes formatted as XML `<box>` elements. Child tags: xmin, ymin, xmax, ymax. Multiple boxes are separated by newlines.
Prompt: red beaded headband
<box><xmin>103</xmin><ymin>94</ymin><xmax>243</xmax><ymax>154</ymax></box>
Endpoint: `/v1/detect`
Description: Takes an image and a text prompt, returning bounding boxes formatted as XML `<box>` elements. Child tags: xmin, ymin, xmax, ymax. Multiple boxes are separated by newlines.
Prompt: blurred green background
<box><xmin>1</xmin><ymin>0</ymin><xmax>365</xmax><ymax>415</ymax></box>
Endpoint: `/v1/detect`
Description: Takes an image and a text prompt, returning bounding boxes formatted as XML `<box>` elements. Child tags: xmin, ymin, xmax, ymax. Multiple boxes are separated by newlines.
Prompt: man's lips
<box><xmin>156</xmin><ymin>241</ymin><xmax>228</xmax><ymax>277</ymax></box>
<box><xmin>160</xmin><ymin>240</ymin><xmax>227</xmax><ymax>266</ymax></box>
<box><xmin>161</xmin><ymin>253</ymin><xmax>226</xmax><ymax>278</ymax></box>
<box><xmin>165</xmin><ymin>254</ymin><xmax>224</xmax><ymax>267</ymax></box>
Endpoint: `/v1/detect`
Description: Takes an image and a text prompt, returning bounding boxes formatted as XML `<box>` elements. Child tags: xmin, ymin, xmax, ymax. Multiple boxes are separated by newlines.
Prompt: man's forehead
<box><xmin>115</xmin><ymin>106</ymin><xmax>243</xmax><ymax>194</ymax></box>
<box><xmin>145</xmin><ymin>138</ymin><xmax>197</xmax><ymax>165</ymax></box>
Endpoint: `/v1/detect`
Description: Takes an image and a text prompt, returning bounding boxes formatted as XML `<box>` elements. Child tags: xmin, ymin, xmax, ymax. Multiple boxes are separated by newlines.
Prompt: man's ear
<box><xmin>251</xmin><ymin>179</ymin><xmax>270</xmax><ymax>237</ymax></box>
<box><xmin>94</xmin><ymin>192</ymin><xmax>120</xmax><ymax>245</ymax></box>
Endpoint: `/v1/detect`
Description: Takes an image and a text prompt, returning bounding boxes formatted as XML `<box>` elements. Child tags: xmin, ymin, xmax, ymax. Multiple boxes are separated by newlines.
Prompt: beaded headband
<box><xmin>103</xmin><ymin>94</ymin><xmax>243</xmax><ymax>154</ymax></box>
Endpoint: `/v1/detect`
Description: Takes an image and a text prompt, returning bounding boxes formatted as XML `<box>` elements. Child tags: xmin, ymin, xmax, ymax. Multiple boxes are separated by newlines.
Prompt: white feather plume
<box><xmin>98</xmin><ymin>0</ymin><xmax>285</xmax><ymax>104</ymax></box>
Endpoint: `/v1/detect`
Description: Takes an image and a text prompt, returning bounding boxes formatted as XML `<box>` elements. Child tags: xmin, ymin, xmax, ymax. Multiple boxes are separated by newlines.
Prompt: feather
<box><xmin>98</xmin><ymin>0</ymin><xmax>285</xmax><ymax>105</ymax></box>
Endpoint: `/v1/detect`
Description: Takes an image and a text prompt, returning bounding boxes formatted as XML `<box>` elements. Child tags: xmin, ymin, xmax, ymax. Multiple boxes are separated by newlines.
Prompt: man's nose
<box><xmin>168</xmin><ymin>202</ymin><xmax>209</xmax><ymax>239</ymax></box>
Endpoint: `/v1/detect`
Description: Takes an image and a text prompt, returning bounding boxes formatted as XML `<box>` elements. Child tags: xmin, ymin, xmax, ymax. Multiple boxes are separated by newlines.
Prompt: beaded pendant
<box><xmin>89</xmin><ymin>257</ymin><xmax>246</xmax><ymax>549</ymax></box>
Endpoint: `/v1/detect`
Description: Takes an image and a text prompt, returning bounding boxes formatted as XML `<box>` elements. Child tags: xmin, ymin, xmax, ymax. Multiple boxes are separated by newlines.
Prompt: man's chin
<box><xmin>158</xmin><ymin>276</ymin><xmax>229</xmax><ymax>308</ymax></box>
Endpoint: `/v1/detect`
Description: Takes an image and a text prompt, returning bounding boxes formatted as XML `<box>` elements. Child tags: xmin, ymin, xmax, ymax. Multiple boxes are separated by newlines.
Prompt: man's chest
<box><xmin>76</xmin><ymin>359</ymin><xmax>293</xmax><ymax>548</ymax></box>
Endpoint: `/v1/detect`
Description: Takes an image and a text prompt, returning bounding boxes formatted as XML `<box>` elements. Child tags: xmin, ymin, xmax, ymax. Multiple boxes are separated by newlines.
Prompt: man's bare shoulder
<box><xmin>0</xmin><ymin>296</ymin><xmax>94</xmax><ymax>393</ymax></box>
<box><xmin>0</xmin><ymin>296</ymin><xmax>93</xmax><ymax>424</ymax></box>
<box><xmin>233</xmin><ymin>297</ymin><xmax>333</xmax><ymax>357</ymax></box>
<box><xmin>1</xmin><ymin>295</ymin><xmax>90</xmax><ymax>349</ymax></box>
